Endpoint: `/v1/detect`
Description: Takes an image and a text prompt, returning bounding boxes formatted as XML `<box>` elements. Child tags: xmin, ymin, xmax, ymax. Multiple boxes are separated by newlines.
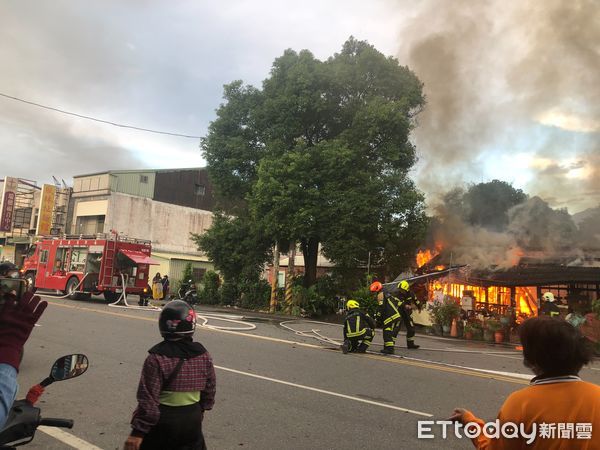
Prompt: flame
<box><xmin>416</xmin><ymin>244</ymin><xmax>443</xmax><ymax>268</ymax></box>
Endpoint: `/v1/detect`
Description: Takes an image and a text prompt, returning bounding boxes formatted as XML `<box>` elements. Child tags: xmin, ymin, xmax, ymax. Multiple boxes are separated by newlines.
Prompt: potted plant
<box><xmin>486</xmin><ymin>319</ymin><xmax>504</xmax><ymax>343</ymax></box>
<box><xmin>464</xmin><ymin>322</ymin><xmax>475</xmax><ymax>340</ymax></box>
<box><xmin>430</xmin><ymin>298</ymin><xmax>461</xmax><ymax>335</ymax></box>
<box><xmin>464</xmin><ymin>320</ymin><xmax>483</xmax><ymax>340</ymax></box>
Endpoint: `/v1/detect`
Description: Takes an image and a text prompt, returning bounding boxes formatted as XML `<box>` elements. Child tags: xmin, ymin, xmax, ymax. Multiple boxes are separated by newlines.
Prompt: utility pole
<box><xmin>285</xmin><ymin>241</ymin><xmax>296</xmax><ymax>310</ymax></box>
<box><xmin>269</xmin><ymin>244</ymin><xmax>280</xmax><ymax>313</ymax></box>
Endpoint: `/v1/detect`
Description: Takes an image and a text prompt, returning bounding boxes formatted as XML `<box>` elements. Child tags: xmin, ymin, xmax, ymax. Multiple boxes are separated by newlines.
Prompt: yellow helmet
<box><xmin>346</xmin><ymin>300</ymin><xmax>360</xmax><ymax>309</ymax></box>
<box><xmin>542</xmin><ymin>292</ymin><xmax>555</xmax><ymax>302</ymax></box>
<box><xmin>398</xmin><ymin>280</ymin><xmax>410</xmax><ymax>291</ymax></box>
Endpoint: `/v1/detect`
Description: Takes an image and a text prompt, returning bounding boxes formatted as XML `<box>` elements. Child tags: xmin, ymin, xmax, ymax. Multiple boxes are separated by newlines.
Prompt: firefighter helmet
<box><xmin>159</xmin><ymin>300</ymin><xmax>196</xmax><ymax>338</ymax></box>
<box><xmin>369</xmin><ymin>281</ymin><xmax>383</xmax><ymax>292</ymax></box>
<box><xmin>0</xmin><ymin>262</ymin><xmax>19</xmax><ymax>277</ymax></box>
<box><xmin>346</xmin><ymin>300</ymin><xmax>360</xmax><ymax>309</ymax></box>
<box><xmin>398</xmin><ymin>280</ymin><xmax>410</xmax><ymax>292</ymax></box>
<box><xmin>542</xmin><ymin>292</ymin><xmax>555</xmax><ymax>302</ymax></box>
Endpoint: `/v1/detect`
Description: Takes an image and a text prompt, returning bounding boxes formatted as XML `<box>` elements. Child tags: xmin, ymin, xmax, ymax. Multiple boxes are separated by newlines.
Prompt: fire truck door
<box><xmin>34</xmin><ymin>243</ymin><xmax>51</xmax><ymax>289</ymax></box>
<box><xmin>45</xmin><ymin>247</ymin><xmax>69</xmax><ymax>290</ymax></box>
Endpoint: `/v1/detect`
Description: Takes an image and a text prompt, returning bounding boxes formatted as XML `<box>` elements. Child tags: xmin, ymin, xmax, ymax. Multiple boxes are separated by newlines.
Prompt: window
<box><xmin>140</xmin><ymin>175</ymin><xmax>149</xmax><ymax>184</ymax></box>
<box><xmin>194</xmin><ymin>184</ymin><xmax>205</xmax><ymax>196</ymax></box>
<box><xmin>40</xmin><ymin>250</ymin><xmax>48</xmax><ymax>263</ymax></box>
<box><xmin>192</xmin><ymin>268</ymin><xmax>206</xmax><ymax>281</ymax></box>
<box><xmin>75</xmin><ymin>215</ymin><xmax>105</xmax><ymax>234</ymax></box>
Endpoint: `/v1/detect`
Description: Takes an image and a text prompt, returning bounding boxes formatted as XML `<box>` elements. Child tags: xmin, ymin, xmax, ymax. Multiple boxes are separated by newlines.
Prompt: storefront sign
<box><xmin>36</xmin><ymin>184</ymin><xmax>56</xmax><ymax>236</ymax></box>
<box><xmin>0</xmin><ymin>177</ymin><xmax>18</xmax><ymax>232</ymax></box>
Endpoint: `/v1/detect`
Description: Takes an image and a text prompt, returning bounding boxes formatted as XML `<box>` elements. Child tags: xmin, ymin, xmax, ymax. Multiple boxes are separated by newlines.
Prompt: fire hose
<box><xmin>34</xmin><ymin>273</ymin><xmax>92</xmax><ymax>300</ymax></box>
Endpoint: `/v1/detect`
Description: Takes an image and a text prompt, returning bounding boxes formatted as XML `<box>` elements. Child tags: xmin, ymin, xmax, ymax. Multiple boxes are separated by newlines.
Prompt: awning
<box><xmin>119</xmin><ymin>249</ymin><xmax>159</xmax><ymax>265</ymax></box>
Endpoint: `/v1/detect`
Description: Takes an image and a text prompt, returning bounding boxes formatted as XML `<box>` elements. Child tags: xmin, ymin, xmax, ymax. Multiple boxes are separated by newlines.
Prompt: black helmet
<box><xmin>0</xmin><ymin>262</ymin><xmax>19</xmax><ymax>277</ymax></box>
<box><xmin>159</xmin><ymin>300</ymin><xmax>196</xmax><ymax>338</ymax></box>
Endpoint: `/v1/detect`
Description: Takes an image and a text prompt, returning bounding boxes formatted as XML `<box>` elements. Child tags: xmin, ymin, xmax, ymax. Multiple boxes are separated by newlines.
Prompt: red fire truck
<box><xmin>21</xmin><ymin>233</ymin><xmax>158</xmax><ymax>301</ymax></box>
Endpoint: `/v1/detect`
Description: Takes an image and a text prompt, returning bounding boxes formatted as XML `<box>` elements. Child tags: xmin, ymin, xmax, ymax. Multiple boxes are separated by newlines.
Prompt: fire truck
<box><xmin>21</xmin><ymin>232</ymin><xmax>158</xmax><ymax>301</ymax></box>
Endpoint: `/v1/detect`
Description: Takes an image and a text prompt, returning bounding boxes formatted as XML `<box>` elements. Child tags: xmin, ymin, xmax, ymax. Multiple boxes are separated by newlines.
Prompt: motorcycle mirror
<box><xmin>47</xmin><ymin>354</ymin><xmax>89</xmax><ymax>384</ymax></box>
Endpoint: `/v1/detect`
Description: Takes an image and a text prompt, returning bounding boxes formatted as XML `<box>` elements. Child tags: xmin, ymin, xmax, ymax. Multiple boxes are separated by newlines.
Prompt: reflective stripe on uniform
<box><xmin>346</xmin><ymin>315</ymin><xmax>366</xmax><ymax>337</ymax></box>
<box><xmin>159</xmin><ymin>390</ymin><xmax>201</xmax><ymax>407</ymax></box>
<box><xmin>383</xmin><ymin>298</ymin><xmax>401</xmax><ymax>325</ymax></box>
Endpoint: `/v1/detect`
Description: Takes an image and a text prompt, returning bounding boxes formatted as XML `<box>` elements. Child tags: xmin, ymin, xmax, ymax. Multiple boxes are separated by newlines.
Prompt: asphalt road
<box><xmin>14</xmin><ymin>296</ymin><xmax>600</xmax><ymax>450</ymax></box>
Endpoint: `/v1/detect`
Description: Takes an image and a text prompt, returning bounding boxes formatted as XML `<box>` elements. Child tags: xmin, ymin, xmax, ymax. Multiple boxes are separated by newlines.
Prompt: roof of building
<box><xmin>74</xmin><ymin>167</ymin><xmax>207</xmax><ymax>178</ymax></box>
<box><xmin>462</xmin><ymin>265</ymin><xmax>600</xmax><ymax>287</ymax></box>
<box><xmin>152</xmin><ymin>251</ymin><xmax>211</xmax><ymax>262</ymax></box>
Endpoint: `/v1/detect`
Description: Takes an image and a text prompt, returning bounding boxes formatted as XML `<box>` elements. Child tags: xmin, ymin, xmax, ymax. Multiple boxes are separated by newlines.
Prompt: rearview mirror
<box><xmin>50</xmin><ymin>354</ymin><xmax>89</xmax><ymax>382</ymax></box>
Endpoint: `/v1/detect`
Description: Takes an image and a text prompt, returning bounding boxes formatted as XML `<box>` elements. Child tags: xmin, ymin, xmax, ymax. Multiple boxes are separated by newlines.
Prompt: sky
<box><xmin>0</xmin><ymin>0</ymin><xmax>598</xmax><ymax>213</ymax></box>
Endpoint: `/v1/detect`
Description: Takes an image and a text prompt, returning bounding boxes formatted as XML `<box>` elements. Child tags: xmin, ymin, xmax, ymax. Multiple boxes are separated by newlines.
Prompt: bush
<box><xmin>199</xmin><ymin>270</ymin><xmax>220</xmax><ymax>305</ymax></box>
<box><xmin>430</xmin><ymin>297</ymin><xmax>461</xmax><ymax>327</ymax></box>
<box><xmin>239</xmin><ymin>279</ymin><xmax>271</xmax><ymax>310</ymax></box>
<box><xmin>291</xmin><ymin>285</ymin><xmax>337</xmax><ymax>317</ymax></box>
<box><xmin>220</xmin><ymin>281</ymin><xmax>239</xmax><ymax>306</ymax></box>
<box><xmin>348</xmin><ymin>285</ymin><xmax>379</xmax><ymax>318</ymax></box>
<box><xmin>181</xmin><ymin>262</ymin><xmax>194</xmax><ymax>285</ymax></box>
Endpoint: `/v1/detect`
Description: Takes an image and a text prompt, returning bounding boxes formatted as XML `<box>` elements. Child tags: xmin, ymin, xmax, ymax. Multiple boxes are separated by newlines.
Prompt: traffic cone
<box><xmin>450</xmin><ymin>318</ymin><xmax>458</xmax><ymax>337</ymax></box>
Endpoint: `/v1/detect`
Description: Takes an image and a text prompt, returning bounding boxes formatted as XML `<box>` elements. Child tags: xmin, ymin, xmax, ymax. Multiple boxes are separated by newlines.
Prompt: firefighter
<box><xmin>341</xmin><ymin>300</ymin><xmax>375</xmax><ymax>354</ymax></box>
<box><xmin>539</xmin><ymin>292</ymin><xmax>561</xmax><ymax>317</ymax></box>
<box><xmin>396</xmin><ymin>280</ymin><xmax>420</xmax><ymax>350</ymax></box>
<box><xmin>370</xmin><ymin>280</ymin><xmax>403</xmax><ymax>354</ymax></box>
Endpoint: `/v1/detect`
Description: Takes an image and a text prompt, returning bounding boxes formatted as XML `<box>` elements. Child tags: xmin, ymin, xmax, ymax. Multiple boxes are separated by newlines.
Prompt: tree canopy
<box><xmin>199</xmin><ymin>37</ymin><xmax>428</xmax><ymax>286</ymax></box>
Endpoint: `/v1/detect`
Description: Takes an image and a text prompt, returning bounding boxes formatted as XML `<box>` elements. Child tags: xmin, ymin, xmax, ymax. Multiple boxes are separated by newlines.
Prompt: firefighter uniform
<box><xmin>341</xmin><ymin>300</ymin><xmax>375</xmax><ymax>354</ymax></box>
<box><xmin>397</xmin><ymin>288</ymin><xmax>421</xmax><ymax>349</ymax></box>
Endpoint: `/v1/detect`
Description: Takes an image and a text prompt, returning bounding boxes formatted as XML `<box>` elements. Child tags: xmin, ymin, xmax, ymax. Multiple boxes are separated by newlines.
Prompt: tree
<box><xmin>202</xmin><ymin>37</ymin><xmax>428</xmax><ymax>286</ymax></box>
<box><xmin>462</xmin><ymin>180</ymin><xmax>527</xmax><ymax>231</ymax></box>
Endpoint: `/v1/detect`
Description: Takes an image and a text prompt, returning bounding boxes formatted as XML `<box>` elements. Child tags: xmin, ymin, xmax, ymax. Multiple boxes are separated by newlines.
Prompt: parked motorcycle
<box><xmin>0</xmin><ymin>354</ymin><xmax>89</xmax><ymax>449</ymax></box>
<box><xmin>178</xmin><ymin>279</ymin><xmax>199</xmax><ymax>305</ymax></box>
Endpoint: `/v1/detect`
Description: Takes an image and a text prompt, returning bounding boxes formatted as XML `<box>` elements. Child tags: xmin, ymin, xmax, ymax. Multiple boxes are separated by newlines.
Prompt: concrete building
<box><xmin>70</xmin><ymin>168</ymin><xmax>216</xmax><ymax>286</ymax></box>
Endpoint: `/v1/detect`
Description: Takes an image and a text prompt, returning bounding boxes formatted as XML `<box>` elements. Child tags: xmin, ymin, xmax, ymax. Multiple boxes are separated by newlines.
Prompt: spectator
<box><xmin>450</xmin><ymin>317</ymin><xmax>599</xmax><ymax>449</ymax></box>
<box><xmin>151</xmin><ymin>273</ymin><xmax>163</xmax><ymax>301</ymax></box>
<box><xmin>161</xmin><ymin>275</ymin><xmax>170</xmax><ymax>300</ymax></box>
<box><xmin>125</xmin><ymin>300</ymin><xmax>216</xmax><ymax>450</ymax></box>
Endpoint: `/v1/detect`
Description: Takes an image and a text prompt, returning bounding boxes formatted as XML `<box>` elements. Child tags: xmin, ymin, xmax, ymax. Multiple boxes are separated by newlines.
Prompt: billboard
<box><xmin>0</xmin><ymin>177</ymin><xmax>18</xmax><ymax>232</ymax></box>
<box><xmin>36</xmin><ymin>184</ymin><xmax>56</xmax><ymax>236</ymax></box>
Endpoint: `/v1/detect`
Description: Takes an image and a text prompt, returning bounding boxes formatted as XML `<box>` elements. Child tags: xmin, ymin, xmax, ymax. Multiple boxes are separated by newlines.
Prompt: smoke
<box><xmin>399</xmin><ymin>0</ymin><xmax>600</xmax><ymax>213</ymax></box>
<box><xmin>431</xmin><ymin>191</ymin><xmax>599</xmax><ymax>270</ymax></box>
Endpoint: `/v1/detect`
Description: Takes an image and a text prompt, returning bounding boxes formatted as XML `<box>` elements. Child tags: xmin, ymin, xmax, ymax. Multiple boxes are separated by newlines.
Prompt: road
<box><xmin>14</xmin><ymin>296</ymin><xmax>600</xmax><ymax>449</ymax></box>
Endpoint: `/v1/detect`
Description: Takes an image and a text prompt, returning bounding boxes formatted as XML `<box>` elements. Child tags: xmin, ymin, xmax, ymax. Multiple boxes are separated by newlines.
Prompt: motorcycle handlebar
<box><xmin>39</xmin><ymin>418</ymin><xmax>74</xmax><ymax>429</ymax></box>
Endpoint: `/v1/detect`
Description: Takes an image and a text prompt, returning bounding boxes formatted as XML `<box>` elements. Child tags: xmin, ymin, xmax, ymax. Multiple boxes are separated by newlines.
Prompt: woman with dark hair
<box><xmin>450</xmin><ymin>317</ymin><xmax>599</xmax><ymax>449</ymax></box>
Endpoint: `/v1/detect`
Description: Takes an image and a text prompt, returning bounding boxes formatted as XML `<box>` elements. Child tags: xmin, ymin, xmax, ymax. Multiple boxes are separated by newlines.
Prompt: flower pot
<box><xmin>494</xmin><ymin>331</ymin><xmax>504</xmax><ymax>344</ymax></box>
<box><xmin>465</xmin><ymin>331</ymin><xmax>473</xmax><ymax>340</ymax></box>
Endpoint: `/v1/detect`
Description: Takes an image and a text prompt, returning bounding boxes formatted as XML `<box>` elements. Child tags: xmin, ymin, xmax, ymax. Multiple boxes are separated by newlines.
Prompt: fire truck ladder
<box><xmin>102</xmin><ymin>238</ymin><xmax>117</xmax><ymax>288</ymax></box>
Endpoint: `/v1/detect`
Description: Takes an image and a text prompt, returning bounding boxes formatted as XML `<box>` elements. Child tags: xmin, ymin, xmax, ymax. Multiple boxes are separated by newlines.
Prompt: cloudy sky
<box><xmin>1</xmin><ymin>0</ymin><xmax>598</xmax><ymax>213</ymax></box>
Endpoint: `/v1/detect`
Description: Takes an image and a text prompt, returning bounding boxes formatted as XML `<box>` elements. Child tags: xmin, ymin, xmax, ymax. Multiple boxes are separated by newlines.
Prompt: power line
<box><xmin>0</xmin><ymin>92</ymin><xmax>202</xmax><ymax>139</ymax></box>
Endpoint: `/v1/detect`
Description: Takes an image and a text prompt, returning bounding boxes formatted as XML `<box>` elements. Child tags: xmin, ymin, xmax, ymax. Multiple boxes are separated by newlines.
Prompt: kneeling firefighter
<box><xmin>341</xmin><ymin>300</ymin><xmax>375</xmax><ymax>354</ymax></box>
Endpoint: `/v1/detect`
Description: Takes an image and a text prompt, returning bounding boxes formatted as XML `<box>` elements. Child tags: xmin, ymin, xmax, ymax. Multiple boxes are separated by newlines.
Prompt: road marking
<box><xmin>38</xmin><ymin>426</ymin><xmax>103</xmax><ymax>450</ymax></box>
<box><xmin>215</xmin><ymin>365</ymin><xmax>433</xmax><ymax>417</ymax></box>
<box><xmin>47</xmin><ymin>301</ymin><xmax>532</xmax><ymax>384</ymax></box>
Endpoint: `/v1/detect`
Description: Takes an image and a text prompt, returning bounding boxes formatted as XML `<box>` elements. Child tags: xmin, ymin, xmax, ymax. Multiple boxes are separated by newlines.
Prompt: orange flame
<box><xmin>416</xmin><ymin>244</ymin><xmax>443</xmax><ymax>268</ymax></box>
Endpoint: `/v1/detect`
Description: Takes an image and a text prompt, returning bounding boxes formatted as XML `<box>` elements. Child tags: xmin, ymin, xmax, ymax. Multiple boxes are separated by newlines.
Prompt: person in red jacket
<box><xmin>124</xmin><ymin>300</ymin><xmax>216</xmax><ymax>450</ymax></box>
<box><xmin>450</xmin><ymin>317</ymin><xmax>598</xmax><ymax>449</ymax></box>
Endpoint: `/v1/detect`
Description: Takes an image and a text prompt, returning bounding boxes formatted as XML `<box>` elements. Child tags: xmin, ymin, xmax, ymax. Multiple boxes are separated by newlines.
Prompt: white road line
<box><xmin>215</xmin><ymin>365</ymin><xmax>433</xmax><ymax>417</ymax></box>
<box><xmin>38</xmin><ymin>426</ymin><xmax>103</xmax><ymax>450</ymax></box>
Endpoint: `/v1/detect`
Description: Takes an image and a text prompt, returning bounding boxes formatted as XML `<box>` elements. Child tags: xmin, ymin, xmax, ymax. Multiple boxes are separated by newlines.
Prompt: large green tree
<box><xmin>201</xmin><ymin>38</ymin><xmax>428</xmax><ymax>286</ymax></box>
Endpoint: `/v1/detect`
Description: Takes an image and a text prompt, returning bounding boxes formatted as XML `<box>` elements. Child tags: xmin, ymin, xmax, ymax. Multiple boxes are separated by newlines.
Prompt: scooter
<box><xmin>178</xmin><ymin>279</ymin><xmax>199</xmax><ymax>305</ymax></box>
<box><xmin>0</xmin><ymin>354</ymin><xmax>89</xmax><ymax>449</ymax></box>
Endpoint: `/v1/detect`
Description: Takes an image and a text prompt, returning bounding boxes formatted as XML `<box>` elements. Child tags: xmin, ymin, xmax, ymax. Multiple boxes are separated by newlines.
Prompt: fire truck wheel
<box><xmin>103</xmin><ymin>291</ymin><xmax>121</xmax><ymax>302</ymax></box>
<box><xmin>24</xmin><ymin>273</ymin><xmax>37</xmax><ymax>293</ymax></box>
<box><xmin>66</xmin><ymin>277</ymin><xmax>81</xmax><ymax>300</ymax></box>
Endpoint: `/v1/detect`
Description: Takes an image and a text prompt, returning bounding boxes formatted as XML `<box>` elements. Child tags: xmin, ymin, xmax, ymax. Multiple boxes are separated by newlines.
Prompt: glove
<box><xmin>0</xmin><ymin>292</ymin><xmax>47</xmax><ymax>371</ymax></box>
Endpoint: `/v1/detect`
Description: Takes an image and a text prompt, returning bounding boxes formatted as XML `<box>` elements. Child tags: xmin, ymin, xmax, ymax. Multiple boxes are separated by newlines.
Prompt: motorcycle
<box><xmin>178</xmin><ymin>279</ymin><xmax>199</xmax><ymax>305</ymax></box>
<box><xmin>0</xmin><ymin>354</ymin><xmax>89</xmax><ymax>449</ymax></box>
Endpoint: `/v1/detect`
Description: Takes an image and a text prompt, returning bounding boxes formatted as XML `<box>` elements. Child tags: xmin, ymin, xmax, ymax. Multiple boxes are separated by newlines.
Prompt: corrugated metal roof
<box><xmin>464</xmin><ymin>266</ymin><xmax>600</xmax><ymax>286</ymax></box>
<box><xmin>74</xmin><ymin>167</ymin><xmax>207</xmax><ymax>178</ymax></box>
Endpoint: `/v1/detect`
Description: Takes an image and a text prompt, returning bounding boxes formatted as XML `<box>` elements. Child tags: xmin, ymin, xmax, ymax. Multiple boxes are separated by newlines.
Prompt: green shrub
<box><xmin>220</xmin><ymin>281</ymin><xmax>239</xmax><ymax>306</ymax></box>
<box><xmin>239</xmin><ymin>279</ymin><xmax>271</xmax><ymax>310</ymax></box>
<box><xmin>199</xmin><ymin>270</ymin><xmax>220</xmax><ymax>305</ymax></box>
<box><xmin>348</xmin><ymin>285</ymin><xmax>379</xmax><ymax>318</ymax></box>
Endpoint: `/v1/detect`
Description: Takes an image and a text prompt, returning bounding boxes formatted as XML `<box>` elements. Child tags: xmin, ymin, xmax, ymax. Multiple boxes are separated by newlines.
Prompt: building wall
<box><xmin>106</xmin><ymin>192</ymin><xmax>213</xmax><ymax>254</ymax></box>
<box><xmin>109</xmin><ymin>172</ymin><xmax>156</xmax><ymax>198</ymax></box>
<box><xmin>72</xmin><ymin>174</ymin><xmax>111</xmax><ymax>197</ymax></box>
<box><xmin>153</xmin><ymin>169</ymin><xmax>215</xmax><ymax>211</ymax></box>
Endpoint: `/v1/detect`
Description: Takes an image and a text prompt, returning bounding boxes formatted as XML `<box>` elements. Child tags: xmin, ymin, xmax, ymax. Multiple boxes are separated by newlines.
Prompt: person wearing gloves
<box><xmin>0</xmin><ymin>291</ymin><xmax>48</xmax><ymax>428</ymax></box>
<box><xmin>341</xmin><ymin>300</ymin><xmax>376</xmax><ymax>354</ymax></box>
